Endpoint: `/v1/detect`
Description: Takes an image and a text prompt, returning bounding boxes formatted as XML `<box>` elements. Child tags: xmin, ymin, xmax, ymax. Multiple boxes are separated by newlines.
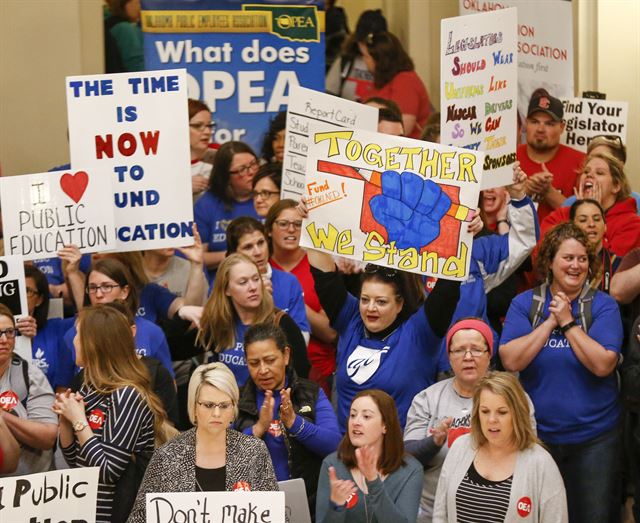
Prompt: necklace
<box><xmin>195</xmin><ymin>478</ymin><xmax>203</xmax><ymax>492</ymax></box>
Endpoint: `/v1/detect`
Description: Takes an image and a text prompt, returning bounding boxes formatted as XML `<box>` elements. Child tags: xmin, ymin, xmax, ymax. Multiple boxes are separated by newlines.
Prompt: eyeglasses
<box><xmin>86</xmin><ymin>283</ymin><xmax>121</xmax><ymax>295</ymax></box>
<box><xmin>229</xmin><ymin>159</ymin><xmax>259</xmax><ymax>177</ymax></box>
<box><xmin>364</xmin><ymin>263</ymin><xmax>398</xmax><ymax>279</ymax></box>
<box><xmin>449</xmin><ymin>348</ymin><xmax>489</xmax><ymax>358</ymax></box>
<box><xmin>0</xmin><ymin>328</ymin><xmax>18</xmax><ymax>339</ymax></box>
<box><xmin>252</xmin><ymin>190</ymin><xmax>280</xmax><ymax>200</ymax></box>
<box><xmin>197</xmin><ymin>400</ymin><xmax>234</xmax><ymax>412</ymax></box>
<box><xmin>26</xmin><ymin>288</ymin><xmax>40</xmax><ymax>297</ymax></box>
<box><xmin>274</xmin><ymin>219</ymin><xmax>303</xmax><ymax>230</ymax></box>
<box><xmin>189</xmin><ymin>122</ymin><xmax>215</xmax><ymax>132</ymax></box>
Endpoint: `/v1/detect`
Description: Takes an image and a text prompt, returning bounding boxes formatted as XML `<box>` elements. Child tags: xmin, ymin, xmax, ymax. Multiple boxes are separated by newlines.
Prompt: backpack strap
<box><xmin>528</xmin><ymin>283</ymin><xmax>547</xmax><ymax>329</ymax></box>
<box><xmin>577</xmin><ymin>284</ymin><xmax>597</xmax><ymax>332</ymax></box>
<box><xmin>10</xmin><ymin>353</ymin><xmax>30</xmax><ymax>410</ymax></box>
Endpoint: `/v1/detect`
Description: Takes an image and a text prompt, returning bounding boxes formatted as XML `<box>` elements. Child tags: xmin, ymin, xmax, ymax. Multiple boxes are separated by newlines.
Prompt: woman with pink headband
<box><xmin>403</xmin><ymin>318</ymin><xmax>535</xmax><ymax>523</ymax></box>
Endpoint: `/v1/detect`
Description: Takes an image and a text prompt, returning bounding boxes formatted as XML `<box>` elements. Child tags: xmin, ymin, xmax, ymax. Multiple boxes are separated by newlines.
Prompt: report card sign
<box><xmin>66</xmin><ymin>69</ymin><xmax>194</xmax><ymax>251</ymax></box>
<box><xmin>300</xmin><ymin>126</ymin><xmax>484</xmax><ymax>280</ymax></box>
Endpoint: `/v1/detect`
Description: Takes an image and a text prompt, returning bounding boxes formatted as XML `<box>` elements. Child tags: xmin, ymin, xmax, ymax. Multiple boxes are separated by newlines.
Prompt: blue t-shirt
<box><xmin>214</xmin><ymin>320</ymin><xmax>250</xmax><ymax>386</ymax></box>
<box><xmin>138</xmin><ymin>283</ymin><xmax>176</xmax><ymax>324</ymax></box>
<box><xmin>32</xmin><ymin>317</ymin><xmax>75</xmax><ymax>389</ymax></box>
<box><xmin>271</xmin><ymin>268</ymin><xmax>310</xmax><ymax>334</ymax></box>
<box><xmin>333</xmin><ymin>295</ymin><xmax>442</xmax><ymax>431</ymax></box>
<box><xmin>500</xmin><ymin>289</ymin><xmax>622</xmax><ymax>444</ymax></box>
<box><xmin>63</xmin><ymin>316</ymin><xmax>175</xmax><ymax>378</ymax></box>
<box><xmin>33</xmin><ymin>255</ymin><xmax>92</xmax><ymax>287</ymax></box>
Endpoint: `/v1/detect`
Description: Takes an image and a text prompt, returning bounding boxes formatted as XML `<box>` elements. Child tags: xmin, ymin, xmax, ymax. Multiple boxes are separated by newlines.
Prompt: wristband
<box><xmin>560</xmin><ymin>320</ymin><xmax>578</xmax><ymax>334</ymax></box>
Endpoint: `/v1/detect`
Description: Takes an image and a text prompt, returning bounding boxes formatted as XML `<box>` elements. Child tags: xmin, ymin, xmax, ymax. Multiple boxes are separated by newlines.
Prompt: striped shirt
<box><xmin>455</xmin><ymin>462</ymin><xmax>513</xmax><ymax>523</ymax></box>
<box><xmin>61</xmin><ymin>384</ymin><xmax>155</xmax><ymax>523</ymax></box>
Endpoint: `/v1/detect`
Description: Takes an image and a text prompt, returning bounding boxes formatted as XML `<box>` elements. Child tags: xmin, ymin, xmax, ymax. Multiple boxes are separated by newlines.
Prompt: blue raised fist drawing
<box><xmin>369</xmin><ymin>170</ymin><xmax>451</xmax><ymax>250</ymax></box>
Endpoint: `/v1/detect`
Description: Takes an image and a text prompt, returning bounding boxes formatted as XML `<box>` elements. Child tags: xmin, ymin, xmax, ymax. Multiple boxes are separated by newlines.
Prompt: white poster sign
<box><xmin>459</xmin><ymin>0</ymin><xmax>574</xmax><ymax>119</ymax></box>
<box><xmin>300</xmin><ymin>124</ymin><xmax>484</xmax><ymax>280</ymax></box>
<box><xmin>561</xmin><ymin>98</ymin><xmax>628</xmax><ymax>152</ymax></box>
<box><xmin>0</xmin><ymin>169</ymin><xmax>116</xmax><ymax>261</ymax></box>
<box><xmin>66</xmin><ymin>69</ymin><xmax>194</xmax><ymax>251</ymax></box>
<box><xmin>281</xmin><ymin>85</ymin><xmax>378</xmax><ymax>200</ymax></box>
<box><xmin>145</xmin><ymin>491</ymin><xmax>285</xmax><ymax>523</ymax></box>
<box><xmin>0</xmin><ymin>255</ymin><xmax>30</xmax><ymax>360</ymax></box>
<box><xmin>0</xmin><ymin>467</ymin><xmax>99</xmax><ymax>523</ymax></box>
<box><xmin>441</xmin><ymin>8</ymin><xmax>518</xmax><ymax>189</ymax></box>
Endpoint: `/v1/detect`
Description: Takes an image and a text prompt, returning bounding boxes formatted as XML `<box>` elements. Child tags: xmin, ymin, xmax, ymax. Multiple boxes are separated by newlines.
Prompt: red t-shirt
<box><xmin>516</xmin><ymin>143</ymin><xmax>585</xmax><ymax>223</ymax></box>
<box><xmin>365</xmin><ymin>71</ymin><xmax>432</xmax><ymax>139</ymax></box>
<box><xmin>270</xmin><ymin>255</ymin><xmax>336</xmax><ymax>379</ymax></box>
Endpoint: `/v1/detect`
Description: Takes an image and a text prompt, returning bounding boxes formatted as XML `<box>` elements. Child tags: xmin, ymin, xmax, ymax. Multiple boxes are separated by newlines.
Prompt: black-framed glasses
<box><xmin>0</xmin><ymin>328</ymin><xmax>18</xmax><ymax>339</ymax></box>
<box><xmin>189</xmin><ymin>122</ymin><xmax>215</xmax><ymax>132</ymax></box>
<box><xmin>25</xmin><ymin>288</ymin><xmax>40</xmax><ymax>297</ymax></box>
<box><xmin>252</xmin><ymin>190</ymin><xmax>280</xmax><ymax>200</ymax></box>
<box><xmin>86</xmin><ymin>283</ymin><xmax>121</xmax><ymax>295</ymax></box>
<box><xmin>364</xmin><ymin>263</ymin><xmax>398</xmax><ymax>279</ymax></box>
<box><xmin>449</xmin><ymin>348</ymin><xmax>489</xmax><ymax>358</ymax></box>
<box><xmin>229</xmin><ymin>159</ymin><xmax>259</xmax><ymax>177</ymax></box>
<box><xmin>197</xmin><ymin>400</ymin><xmax>234</xmax><ymax>412</ymax></box>
<box><xmin>274</xmin><ymin>219</ymin><xmax>303</xmax><ymax>230</ymax></box>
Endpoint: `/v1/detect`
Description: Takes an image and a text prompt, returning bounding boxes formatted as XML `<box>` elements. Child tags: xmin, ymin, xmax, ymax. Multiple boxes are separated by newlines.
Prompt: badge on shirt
<box><xmin>346</xmin><ymin>345</ymin><xmax>389</xmax><ymax>385</ymax></box>
<box><xmin>0</xmin><ymin>390</ymin><xmax>19</xmax><ymax>411</ymax></box>
<box><xmin>345</xmin><ymin>491</ymin><xmax>358</xmax><ymax>509</ymax></box>
<box><xmin>88</xmin><ymin>408</ymin><xmax>105</xmax><ymax>430</ymax></box>
<box><xmin>268</xmin><ymin>420</ymin><xmax>283</xmax><ymax>438</ymax></box>
<box><xmin>517</xmin><ymin>496</ymin><xmax>532</xmax><ymax>517</ymax></box>
<box><xmin>233</xmin><ymin>481</ymin><xmax>252</xmax><ymax>491</ymax></box>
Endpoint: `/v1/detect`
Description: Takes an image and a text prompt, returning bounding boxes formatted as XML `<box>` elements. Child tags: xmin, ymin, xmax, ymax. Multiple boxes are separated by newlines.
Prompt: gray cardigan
<box><xmin>433</xmin><ymin>434</ymin><xmax>567</xmax><ymax>523</ymax></box>
<box><xmin>127</xmin><ymin>428</ymin><xmax>278</xmax><ymax>523</ymax></box>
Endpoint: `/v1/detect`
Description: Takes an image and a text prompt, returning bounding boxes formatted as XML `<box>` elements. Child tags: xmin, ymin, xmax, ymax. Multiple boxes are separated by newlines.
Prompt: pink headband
<box><xmin>446</xmin><ymin>319</ymin><xmax>494</xmax><ymax>356</ymax></box>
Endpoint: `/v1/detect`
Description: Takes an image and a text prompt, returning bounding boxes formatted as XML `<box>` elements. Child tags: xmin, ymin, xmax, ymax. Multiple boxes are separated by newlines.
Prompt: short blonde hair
<box><xmin>187</xmin><ymin>362</ymin><xmax>239</xmax><ymax>424</ymax></box>
<box><xmin>470</xmin><ymin>372</ymin><xmax>538</xmax><ymax>451</ymax></box>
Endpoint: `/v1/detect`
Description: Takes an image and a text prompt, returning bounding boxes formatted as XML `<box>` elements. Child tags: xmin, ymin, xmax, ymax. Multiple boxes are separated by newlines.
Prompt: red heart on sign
<box><xmin>60</xmin><ymin>171</ymin><xmax>89</xmax><ymax>203</ymax></box>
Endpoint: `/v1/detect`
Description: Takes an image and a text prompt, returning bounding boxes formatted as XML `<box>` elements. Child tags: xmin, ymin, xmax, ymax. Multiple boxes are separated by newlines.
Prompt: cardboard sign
<box><xmin>0</xmin><ymin>169</ymin><xmax>116</xmax><ymax>261</ymax></box>
<box><xmin>459</xmin><ymin>0</ymin><xmax>574</xmax><ymax>119</ymax></box>
<box><xmin>0</xmin><ymin>467</ymin><xmax>99</xmax><ymax>523</ymax></box>
<box><xmin>281</xmin><ymin>85</ymin><xmax>378</xmax><ymax>200</ymax></box>
<box><xmin>145</xmin><ymin>491</ymin><xmax>285</xmax><ymax>523</ymax></box>
<box><xmin>441</xmin><ymin>8</ymin><xmax>518</xmax><ymax>189</ymax></box>
<box><xmin>561</xmin><ymin>98</ymin><xmax>628</xmax><ymax>152</ymax></box>
<box><xmin>299</xmin><ymin>125</ymin><xmax>484</xmax><ymax>280</ymax></box>
<box><xmin>66</xmin><ymin>69</ymin><xmax>193</xmax><ymax>251</ymax></box>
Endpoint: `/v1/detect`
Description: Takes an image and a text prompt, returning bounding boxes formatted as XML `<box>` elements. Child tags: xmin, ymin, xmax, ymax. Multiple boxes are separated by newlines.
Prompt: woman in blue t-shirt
<box><xmin>500</xmin><ymin>222</ymin><xmax>623</xmax><ymax>523</ymax></box>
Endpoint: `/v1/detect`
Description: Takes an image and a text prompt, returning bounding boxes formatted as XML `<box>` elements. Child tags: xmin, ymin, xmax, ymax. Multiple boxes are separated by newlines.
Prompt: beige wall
<box><xmin>0</xmin><ymin>0</ymin><xmax>103</xmax><ymax>177</ymax></box>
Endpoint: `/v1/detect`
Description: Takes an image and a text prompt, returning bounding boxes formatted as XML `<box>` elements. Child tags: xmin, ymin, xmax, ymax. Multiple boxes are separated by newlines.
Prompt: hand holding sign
<box><xmin>370</xmin><ymin>171</ymin><xmax>452</xmax><ymax>249</ymax></box>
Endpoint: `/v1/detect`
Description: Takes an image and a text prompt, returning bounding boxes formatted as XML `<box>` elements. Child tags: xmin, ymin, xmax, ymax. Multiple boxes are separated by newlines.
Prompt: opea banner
<box><xmin>281</xmin><ymin>85</ymin><xmax>378</xmax><ymax>199</ymax></box>
<box><xmin>441</xmin><ymin>7</ymin><xmax>517</xmax><ymax>189</ymax></box>
<box><xmin>66</xmin><ymin>69</ymin><xmax>193</xmax><ymax>251</ymax></box>
<box><xmin>142</xmin><ymin>0</ymin><xmax>325</xmax><ymax>154</ymax></box>
<box><xmin>0</xmin><ymin>467</ymin><xmax>99</xmax><ymax>523</ymax></box>
<box><xmin>459</xmin><ymin>0</ymin><xmax>574</xmax><ymax>121</ymax></box>
<box><xmin>300</xmin><ymin>125</ymin><xmax>484</xmax><ymax>280</ymax></box>
<box><xmin>561</xmin><ymin>98</ymin><xmax>628</xmax><ymax>152</ymax></box>
<box><xmin>145</xmin><ymin>491</ymin><xmax>285</xmax><ymax>523</ymax></box>
<box><xmin>0</xmin><ymin>169</ymin><xmax>116</xmax><ymax>261</ymax></box>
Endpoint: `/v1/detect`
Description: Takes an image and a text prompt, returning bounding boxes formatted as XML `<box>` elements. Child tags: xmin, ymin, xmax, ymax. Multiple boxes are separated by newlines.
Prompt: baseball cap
<box><xmin>527</xmin><ymin>93</ymin><xmax>564</xmax><ymax>121</ymax></box>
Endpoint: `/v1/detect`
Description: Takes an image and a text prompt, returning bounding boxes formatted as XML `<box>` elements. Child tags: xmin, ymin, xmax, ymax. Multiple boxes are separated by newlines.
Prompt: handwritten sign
<box><xmin>0</xmin><ymin>169</ymin><xmax>115</xmax><ymax>261</ymax></box>
<box><xmin>145</xmin><ymin>491</ymin><xmax>285</xmax><ymax>523</ymax></box>
<box><xmin>281</xmin><ymin>85</ymin><xmax>378</xmax><ymax>200</ymax></box>
<box><xmin>300</xmin><ymin>125</ymin><xmax>484</xmax><ymax>280</ymax></box>
<box><xmin>459</xmin><ymin>0</ymin><xmax>574</xmax><ymax>120</ymax></box>
<box><xmin>561</xmin><ymin>98</ymin><xmax>628</xmax><ymax>152</ymax></box>
<box><xmin>441</xmin><ymin>8</ymin><xmax>518</xmax><ymax>189</ymax></box>
<box><xmin>66</xmin><ymin>70</ymin><xmax>193</xmax><ymax>251</ymax></box>
<box><xmin>0</xmin><ymin>467</ymin><xmax>98</xmax><ymax>523</ymax></box>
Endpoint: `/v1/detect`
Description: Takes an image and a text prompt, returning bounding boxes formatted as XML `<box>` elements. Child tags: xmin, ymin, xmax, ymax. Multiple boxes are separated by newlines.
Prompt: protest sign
<box><xmin>459</xmin><ymin>0</ymin><xmax>574</xmax><ymax>119</ymax></box>
<box><xmin>66</xmin><ymin>69</ymin><xmax>193</xmax><ymax>251</ymax></box>
<box><xmin>0</xmin><ymin>467</ymin><xmax>99</xmax><ymax>523</ymax></box>
<box><xmin>0</xmin><ymin>169</ymin><xmax>116</xmax><ymax>261</ymax></box>
<box><xmin>142</xmin><ymin>0</ymin><xmax>325</xmax><ymax>154</ymax></box>
<box><xmin>300</xmin><ymin>125</ymin><xmax>484</xmax><ymax>280</ymax></box>
<box><xmin>0</xmin><ymin>255</ymin><xmax>28</xmax><ymax>317</ymax></box>
<box><xmin>561</xmin><ymin>98</ymin><xmax>628</xmax><ymax>152</ymax></box>
<box><xmin>441</xmin><ymin>8</ymin><xmax>518</xmax><ymax>189</ymax></box>
<box><xmin>145</xmin><ymin>491</ymin><xmax>285</xmax><ymax>523</ymax></box>
<box><xmin>281</xmin><ymin>85</ymin><xmax>379</xmax><ymax>199</ymax></box>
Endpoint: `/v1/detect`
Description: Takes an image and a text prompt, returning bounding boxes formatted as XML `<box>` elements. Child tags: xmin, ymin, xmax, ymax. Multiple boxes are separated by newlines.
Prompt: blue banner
<box><xmin>142</xmin><ymin>0</ymin><xmax>325</xmax><ymax>154</ymax></box>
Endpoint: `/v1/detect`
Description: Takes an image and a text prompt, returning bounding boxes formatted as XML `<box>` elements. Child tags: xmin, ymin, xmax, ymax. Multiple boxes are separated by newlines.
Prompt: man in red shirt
<box><xmin>517</xmin><ymin>91</ymin><xmax>585</xmax><ymax>222</ymax></box>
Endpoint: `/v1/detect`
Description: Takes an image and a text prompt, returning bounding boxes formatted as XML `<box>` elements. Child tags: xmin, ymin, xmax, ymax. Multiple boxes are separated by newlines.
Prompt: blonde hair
<box><xmin>197</xmin><ymin>253</ymin><xmax>274</xmax><ymax>352</ymax></box>
<box><xmin>470</xmin><ymin>372</ymin><xmax>538</xmax><ymax>451</ymax></box>
<box><xmin>187</xmin><ymin>362</ymin><xmax>239</xmax><ymax>424</ymax></box>
<box><xmin>78</xmin><ymin>305</ymin><xmax>177</xmax><ymax>446</ymax></box>
<box><xmin>583</xmin><ymin>151</ymin><xmax>631</xmax><ymax>202</ymax></box>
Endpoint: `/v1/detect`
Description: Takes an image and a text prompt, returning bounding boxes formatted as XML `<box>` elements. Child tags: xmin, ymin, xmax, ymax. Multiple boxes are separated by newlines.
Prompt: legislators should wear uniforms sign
<box><xmin>66</xmin><ymin>69</ymin><xmax>194</xmax><ymax>251</ymax></box>
<box><xmin>281</xmin><ymin>85</ymin><xmax>378</xmax><ymax>199</ymax></box>
<box><xmin>441</xmin><ymin>8</ymin><xmax>518</xmax><ymax>189</ymax></box>
<box><xmin>560</xmin><ymin>98</ymin><xmax>628</xmax><ymax>152</ymax></box>
<box><xmin>142</xmin><ymin>0</ymin><xmax>325</xmax><ymax>154</ymax></box>
<box><xmin>300</xmin><ymin>125</ymin><xmax>484</xmax><ymax>281</ymax></box>
<box><xmin>0</xmin><ymin>467</ymin><xmax>99</xmax><ymax>523</ymax></box>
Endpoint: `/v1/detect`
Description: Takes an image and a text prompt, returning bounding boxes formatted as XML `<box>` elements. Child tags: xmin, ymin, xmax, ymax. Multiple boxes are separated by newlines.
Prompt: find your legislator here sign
<box><xmin>0</xmin><ymin>467</ymin><xmax>99</xmax><ymax>523</ymax></box>
<box><xmin>560</xmin><ymin>97</ymin><xmax>628</xmax><ymax>152</ymax></box>
<box><xmin>142</xmin><ymin>0</ymin><xmax>325</xmax><ymax>154</ymax></box>
<box><xmin>145</xmin><ymin>491</ymin><xmax>284</xmax><ymax>523</ymax></box>
<box><xmin>66</xmin><ymin>69</ymin><xmax>194</xmax><ymax>252</ymax></box>
<box><xmin>300</xmin><ymin>125</ymin><xmax>484</xmax><ymax>281</ymax></box>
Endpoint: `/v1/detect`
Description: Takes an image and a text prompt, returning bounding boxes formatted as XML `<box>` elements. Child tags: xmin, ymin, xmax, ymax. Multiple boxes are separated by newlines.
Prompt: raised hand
<box><xmin>549</xmin><ymin>291</ymin><xmax>573</xmax><ymax>328</ymax></box>
<box><xmin>328</xmin><ymin>466</ymin><xmax>357</xmax><ymax>506</ymax></box>
<box><xmin>178</xmin><ymin>223</ymin><xmax>204</xmax><ymax>265</ymax></box>
<box><xmin>253</xmin><ymin>390</ymin><xmax>275</xmax><ymax>438</ymax></box>
<box><xmin>431</xmin><ymin>416</ymin><xmax>453</xmax><ymax>447</ymax></box>
<box><xmin>355</xmin><ymin>445</ymin><xmax>380</xmax><ymax>482</ymax></box>
<box><xmin>279</xmin><ymin>388</ymin><xmax>296</xmax><ymax>429</ymax></box>
<box><xmin>58</xmin><ymin>244</ymin><xmax>82</xmax><ymax>275</ymax></box>
<box><xmin>16</xmin><ymin>316</ymin><xmax>37</xmax><ymax>338</ymax></box>
<box><xmin>507</xmin><ymin>161</ymin><xmax>527</xmax><ymax>200</ymax></box>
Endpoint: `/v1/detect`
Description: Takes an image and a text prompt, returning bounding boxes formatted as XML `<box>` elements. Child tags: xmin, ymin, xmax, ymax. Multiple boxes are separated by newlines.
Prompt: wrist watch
<box><xmin>560</xmin><ymin>320</ymin><xmax>578</xmax><ymax>334</ymax></box>
<box><xmin>72</xmin><ymin>420</ymin><xmax>89</xmax><ymax>433</ymax></box>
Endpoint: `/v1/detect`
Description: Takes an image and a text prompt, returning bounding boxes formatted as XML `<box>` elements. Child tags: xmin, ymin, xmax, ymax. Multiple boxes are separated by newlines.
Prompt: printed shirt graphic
<box><xmin>346</xmin><ymin>345</ymin><xmax>389</xmax><ymax>385</ymax></box>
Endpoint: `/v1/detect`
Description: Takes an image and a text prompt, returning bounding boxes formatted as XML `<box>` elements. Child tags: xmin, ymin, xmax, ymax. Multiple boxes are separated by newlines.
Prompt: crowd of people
<box><xmin>1</xmin><ymin>5</ymin><xmax>640</xmax><ymax>523</ymax></box>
